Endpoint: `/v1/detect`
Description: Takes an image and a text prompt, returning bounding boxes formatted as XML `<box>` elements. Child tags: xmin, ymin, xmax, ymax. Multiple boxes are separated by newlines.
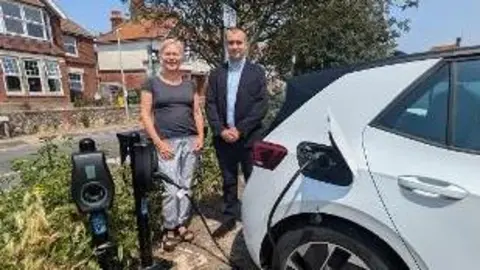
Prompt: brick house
<box><xmin>0</xmin><ymin>0</ymin><xmax>97</xmax><ymax>111</ymax></box>
<box><xmin>96</xmin><ymin>10</ymin><xmax>211</xmax><ymax>97</ymax></box>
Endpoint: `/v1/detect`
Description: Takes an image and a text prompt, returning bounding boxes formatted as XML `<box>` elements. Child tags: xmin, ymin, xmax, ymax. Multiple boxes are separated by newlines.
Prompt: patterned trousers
<box><xmin>157</xmin><ymin>136</ymin><xmax>198</xmax><ymax>229</ymax></box>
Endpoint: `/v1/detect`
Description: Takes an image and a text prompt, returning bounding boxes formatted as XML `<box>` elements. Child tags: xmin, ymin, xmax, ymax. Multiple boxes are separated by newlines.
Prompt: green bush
<box><xmin>0</xmin><ymin>133</ymin><xmax>222</xmax><ymax>269</ymax></box>
<box><xmin>0</xmin><ymin>138</ymin><xmax>139</xmax><ymax>269</ymax></box>
<box><xmin>127</xmin><ymin>89</ymin><xmax>141</xmax><ymax>105</ymax></box>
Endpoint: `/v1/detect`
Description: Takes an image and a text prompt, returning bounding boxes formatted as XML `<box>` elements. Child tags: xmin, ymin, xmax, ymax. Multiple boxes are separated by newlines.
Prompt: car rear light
<box><xmin>252</xmin><ymin>141</ymin><xmax>288</xmax><ymax>170</ymax></box>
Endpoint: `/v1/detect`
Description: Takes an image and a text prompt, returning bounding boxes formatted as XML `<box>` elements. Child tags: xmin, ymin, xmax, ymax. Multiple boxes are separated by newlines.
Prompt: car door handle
<box><xmin>398</xmin><ymin>176</ymin><xmax>468</xmax><ymax>200</ymax></box>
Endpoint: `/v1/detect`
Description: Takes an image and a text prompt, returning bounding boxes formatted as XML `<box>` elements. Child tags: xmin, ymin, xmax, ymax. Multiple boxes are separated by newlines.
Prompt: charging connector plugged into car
<box><xmin>252</xmin><ymin>132</ymin><xmax>353</xmax><ymax>269</ymax></box>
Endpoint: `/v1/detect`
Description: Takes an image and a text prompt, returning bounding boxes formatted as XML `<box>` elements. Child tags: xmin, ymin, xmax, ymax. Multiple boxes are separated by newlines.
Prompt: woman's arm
<box><xmin>193</xmin><ymin>90</ymin><xmax>205</xmax><ymax>141</ymax></box>
<box><xmin>140</xmin><ymin>91</ymin><xmax>163</xmax><ymax>145</ymax></box>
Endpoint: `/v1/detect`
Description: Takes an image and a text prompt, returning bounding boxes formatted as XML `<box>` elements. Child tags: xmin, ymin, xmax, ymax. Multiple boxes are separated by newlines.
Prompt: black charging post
<box><xmin>71</xmin><ymin>138</ymin><xmax>118</xmax><ymax>270</ymax></box>
<box><xmin>130</xmin><ymin>132</ymin><xmax>156</xmax><ymax>269</ymax></box>
<box><xmin>117</xmin><ymin>131</ymin><xmax>172</xmax><ymax>269</ymax></box>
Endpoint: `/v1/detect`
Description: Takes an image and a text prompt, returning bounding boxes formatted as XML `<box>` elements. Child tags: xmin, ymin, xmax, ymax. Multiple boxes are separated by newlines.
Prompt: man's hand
<box><xmin>221</xmin><ymin>128</ymin><xmax>241</xmax><ymax>143</ymax></box>
<box><xmin>230</xmin><ymin>128</ymin><xmax>240</xmax><ymax>142</ymax></box>
<box><xmin>221</xmin><ymin>129</ymin><xmax>234</xmax><ymax>143</ymax></box>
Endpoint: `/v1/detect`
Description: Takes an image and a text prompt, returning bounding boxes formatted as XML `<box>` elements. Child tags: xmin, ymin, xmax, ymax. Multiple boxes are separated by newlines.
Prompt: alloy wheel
<box><xmin>284</xmin><ymin>241</ymin><xmax>370</xmax><ymax>270</ymax></box>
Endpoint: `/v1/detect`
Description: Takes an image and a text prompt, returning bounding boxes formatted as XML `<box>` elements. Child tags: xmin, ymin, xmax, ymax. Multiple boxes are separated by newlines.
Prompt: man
<box><xmin>206</xmin><ymin>27</ymin><xmax>269</xmax><ymax>235</ymax></box>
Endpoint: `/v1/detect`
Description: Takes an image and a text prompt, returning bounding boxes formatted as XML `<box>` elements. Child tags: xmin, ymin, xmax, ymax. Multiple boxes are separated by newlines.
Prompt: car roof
<box><xmin>350</xmin><ymin>44</ymin><xmax>480</xmax><ymax>72</ymax></box>
<box><xmin>266</xmin><ymin>45</ymin><xmax>480</xmax><ymax>134</ymax></box>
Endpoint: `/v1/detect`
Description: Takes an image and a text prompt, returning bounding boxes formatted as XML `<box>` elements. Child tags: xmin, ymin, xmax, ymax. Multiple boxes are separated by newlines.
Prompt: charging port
<box><xmin>296</xmin><ymin>134</ymin><xmax>353</xmax><ymax>186</ymax></box>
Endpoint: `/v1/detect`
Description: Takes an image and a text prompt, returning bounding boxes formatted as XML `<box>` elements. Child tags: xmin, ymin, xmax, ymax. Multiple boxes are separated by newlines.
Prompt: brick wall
<box><xmin>99</xmin><ymin>70</ymin><xmax>147</xmax><ymax>90</ymax></box>
<box><xmin>65</xmin><ymin>36</ymin><xmax>96</xmax><ymax>66</ymax></box>
<box><xmin>81</xmin><ymin>66</ymin><xmax>98</xmax><ymax>99</ymax></box>
<box><xmin>0</xmin><ymin>96</ymin><xmax>71</xmax><ymax>111</ymax></box>
<box><xmin>1</xmin><ymin>106</ymin><xmax>140</xmax><ymax>138</ymax></box>
<box><xmin>65</xmin><ymin>36</ymin><xmax>98</xmax><ymax>100</ymax></box>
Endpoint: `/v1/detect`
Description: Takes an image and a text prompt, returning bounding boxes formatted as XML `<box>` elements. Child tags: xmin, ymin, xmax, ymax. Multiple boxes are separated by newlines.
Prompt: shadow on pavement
<box><xmin>230</xmin><ymin>228</ymin><xmax>258</xmax><ymax>269</ymax></box>
<box><xmin>190</xmin><ymin>228</ymin><xmax>258</xmax><ymax>270</ymax></box>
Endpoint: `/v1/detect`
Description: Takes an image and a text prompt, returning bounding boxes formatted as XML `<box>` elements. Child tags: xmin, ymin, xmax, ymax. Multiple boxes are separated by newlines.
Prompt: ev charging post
<box><xmin>70</xmin><ymin>138</ymin><xmax>119</xmax><ymax>270</ymax></box>
<box><xmin>71</xmin><ymin>129</ymin><xmax>237</xmax><ymax>269</ymax></box>
<box><xmin>116</xmin><ymin>131</ymin><xmax>172</xmax><ymax>269</ymax></box>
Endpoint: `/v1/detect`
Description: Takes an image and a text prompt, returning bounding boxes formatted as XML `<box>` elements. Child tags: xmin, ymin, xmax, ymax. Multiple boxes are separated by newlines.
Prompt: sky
<box><xmin>55</xmin><ymin>0</ymin><xmax>480</xmax><ymax>53</ymax></box>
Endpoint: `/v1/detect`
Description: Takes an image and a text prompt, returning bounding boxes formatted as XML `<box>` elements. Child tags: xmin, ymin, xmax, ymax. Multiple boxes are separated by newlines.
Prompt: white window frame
<box><xmin>63</xmin><ymin>35</ymin><xmax>78</xmax><ymax>57</ymax></box>
<box><xmin>68</xmin><ymin>71</ymin><xmax>83</xmax><ymax>92</ymax></box>
<box><xmin>44</xmin><ymin>59</ymin><xmax>63</xmax><ymax>95</ymax></box>
<box><xmin>43</xmin><ymin>10</ymin><xmax>52</xmax><ymax>42</ymax></box>
<box><xmin>1</xmin><ymin>55</ymin><xmax>23</xmax><ymax>95</ymax></box>
<box><xmin>1</xmin><ymin>52</ymin><xmax>65</xmax><ymax>96</ymax></box>
<box><xmin>0</xmin><ymin>1</ymin><xmax>48</xmax><ymax>41</ymax></box>
<box><xmin>22</xmin><ymin>58</ymin><xmax>43</xmax><ymax>95</ymax></box>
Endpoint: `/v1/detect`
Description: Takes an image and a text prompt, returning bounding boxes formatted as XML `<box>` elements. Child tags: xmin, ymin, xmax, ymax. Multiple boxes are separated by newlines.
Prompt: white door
<box><xmin>363</xmin><ymin>59</ymin><xmax>480</xmax><ymax>270</ymax></box>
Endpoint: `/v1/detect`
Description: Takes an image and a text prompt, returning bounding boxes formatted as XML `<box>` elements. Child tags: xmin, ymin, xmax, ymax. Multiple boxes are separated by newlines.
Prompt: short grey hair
<box><xmin>158</xmin><ymin>38</ymin><xmax>184</xmax><ymax>55</ymax></box>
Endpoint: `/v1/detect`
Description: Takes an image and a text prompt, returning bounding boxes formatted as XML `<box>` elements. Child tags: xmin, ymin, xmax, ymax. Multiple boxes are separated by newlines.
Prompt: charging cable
<box><xmin>153</xmin><ymin>170</ymin><xmax>241</xmax><ymax>270</ymax></box>
<box><xmin>266</xmin><ymin>152</ymin><xmax>323</xmax><ymax>269</ymax></box>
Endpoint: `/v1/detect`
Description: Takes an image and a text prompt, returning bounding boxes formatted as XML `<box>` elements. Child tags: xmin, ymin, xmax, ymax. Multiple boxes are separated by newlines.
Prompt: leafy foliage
<box><xmin>0</xmin><ymin>133</ymin><xmax>222</xmax><ymax>269</ymax></box>
<box><xmin>122</xmin><ymin>0</ymin><xmax>418</xmax><ymax>77</ymax></box>
<box><xmin>265</xmin><ymin>0</ymin><xmax>419</xmax><ymax>76</ymax></box>
<box><xmin>0</xmin><ymin>138</ymin><xmax>138</xmax><ymax>269</ymax></box>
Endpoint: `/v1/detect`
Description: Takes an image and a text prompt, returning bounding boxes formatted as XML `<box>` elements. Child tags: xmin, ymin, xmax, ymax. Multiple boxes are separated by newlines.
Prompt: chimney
<box><xmin>110</xmin><ymin>10</ymin><xmax>124</xmax><ymax>30</ymax></box>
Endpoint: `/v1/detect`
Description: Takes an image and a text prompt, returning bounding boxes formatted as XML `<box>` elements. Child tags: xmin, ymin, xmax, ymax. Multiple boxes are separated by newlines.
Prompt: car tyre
<box><xmin>272</xmin><ymin>225</ymin><xmax>403</xmax><ymax>270</ymax></box>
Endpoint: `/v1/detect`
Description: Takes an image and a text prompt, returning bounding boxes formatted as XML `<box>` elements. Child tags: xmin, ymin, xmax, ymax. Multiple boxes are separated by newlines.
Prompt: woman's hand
<box><xmin>193</xmin><ymin>136</ymin><xmax>204</xmax><ymax>153</ymax></box>
<box><xmin>155</xmin><ymin>140</ymin><xmax>174</xmax><ymax>160</ymax></box>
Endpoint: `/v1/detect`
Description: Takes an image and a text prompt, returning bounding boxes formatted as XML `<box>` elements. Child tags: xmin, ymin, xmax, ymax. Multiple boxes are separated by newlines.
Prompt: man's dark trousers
<box><xmin>213</xmin><ymin>137</ymin><xmax>253</xmax><ymax>218</ymax></box>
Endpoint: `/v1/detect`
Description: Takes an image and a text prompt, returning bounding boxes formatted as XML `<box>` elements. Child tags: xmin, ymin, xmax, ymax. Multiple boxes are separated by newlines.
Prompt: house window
<box><xmin>63</xmin><ymin>36</ymin><xmax>77</xmax><ymax>56</ymax></box>
<box><xmin>2</xmin><ymin>56</ymin><xmax>63</xmax><ymax>95</ymax></box>
<box><xmin>68</xmin><ymin>73</ymin><xmax>83</xmax><ymax>92</ymax></box>
<box><xmin>23</xmin><ymin>59</ymin><xmax>42</xmax><ymax>93</ymax></box>
<box><xmin>45</xmin><ymin>60</ymin><xmax>61</xmax><ymax>93</ymax></box>
<box><xmin>1</xmin><ymin>56</ymin><xmax>22</xmax><ymax>93</ymax></box>
<box><xmin>0</xmin><ymin>1</ymin><xmax>47</xmax><ymax>39</ymax></box>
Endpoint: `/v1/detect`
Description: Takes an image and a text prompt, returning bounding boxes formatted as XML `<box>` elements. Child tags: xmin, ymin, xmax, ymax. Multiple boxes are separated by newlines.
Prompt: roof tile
<box><xmin>61</xmin><ymin>19</ymin><xmax>94</xmax><ymax>38</ymax></box>
<box><xmin>97</xmin><ymin>19</ymin><xmax>172</xmax><ymax>43</ymax></box>
<box><xmin>17</xmin><ymin>0</ymin><xmax>45</xmax><ymax>7</ymax></box>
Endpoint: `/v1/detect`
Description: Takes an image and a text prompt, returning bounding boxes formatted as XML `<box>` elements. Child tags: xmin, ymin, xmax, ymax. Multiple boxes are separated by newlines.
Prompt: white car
<box><xmin>241</xmin><ymin>47</ymin><xmax>480</xmax><ymax>270</ymax></box>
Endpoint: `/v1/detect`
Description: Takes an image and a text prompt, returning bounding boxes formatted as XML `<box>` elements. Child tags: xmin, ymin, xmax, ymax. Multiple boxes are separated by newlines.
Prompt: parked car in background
<box><xmin>242</xmin><ymin>46</ymin><xmax>480</xmax><ymax>270</ymax></box>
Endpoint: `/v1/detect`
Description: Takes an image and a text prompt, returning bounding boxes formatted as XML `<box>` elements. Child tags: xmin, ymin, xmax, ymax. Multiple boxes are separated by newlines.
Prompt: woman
<box><xmin>140</xmin><ymin>38</ymin><xmax>204</xmax><ymax>251</ymax></box>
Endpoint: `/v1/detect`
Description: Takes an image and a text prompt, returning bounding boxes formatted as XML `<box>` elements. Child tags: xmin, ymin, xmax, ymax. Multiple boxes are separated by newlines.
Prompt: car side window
<box><xmin>375</xmin><ymin>64</ymin><xmax>450</xmax><ymax>144</ymax></box>
<box><xmin>452</xmin><ymin>60</ymin><xmax>480</xmax><ymax>151</ymax></box>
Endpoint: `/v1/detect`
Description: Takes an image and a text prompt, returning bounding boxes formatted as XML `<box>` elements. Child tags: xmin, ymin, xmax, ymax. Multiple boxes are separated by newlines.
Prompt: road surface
<box><xmin>0</xmin><ymin>126</ymin><xmax>140</xmax><ymax>175</ymax></box>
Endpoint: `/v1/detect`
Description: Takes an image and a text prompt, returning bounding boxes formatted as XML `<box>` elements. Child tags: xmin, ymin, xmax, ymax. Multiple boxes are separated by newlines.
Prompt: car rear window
<box><xmin>265</xmin><ymin>66</ymin><xmax>353</xmax><ymax>134</ymax></box>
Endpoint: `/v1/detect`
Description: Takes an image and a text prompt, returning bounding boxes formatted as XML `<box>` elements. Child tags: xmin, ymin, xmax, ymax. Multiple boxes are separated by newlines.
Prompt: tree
<box><xmin>122</xmin><ymin>0</ymin><xmax>418</xmax><ymax>77</ymax></box>
<box><xmin>264</xmin><ymin>0</ymin><xmax>419</xmax><ymax>76</ymax></box>
<box><xmin>123</xmin><ymin>0</ymin><xmax>299</xmax><ymax>66</ymax></box>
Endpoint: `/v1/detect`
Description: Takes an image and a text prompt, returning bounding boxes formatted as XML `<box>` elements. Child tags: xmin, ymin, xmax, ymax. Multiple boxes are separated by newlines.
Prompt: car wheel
<box><xmin>272</xmin><ymin>225</ymin><xmax>401</xmax><ymax>270</ymax></box>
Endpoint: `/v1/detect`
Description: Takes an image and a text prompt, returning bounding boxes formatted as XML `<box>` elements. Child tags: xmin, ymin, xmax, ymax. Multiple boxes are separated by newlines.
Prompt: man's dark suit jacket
<box><xmin>206</xmin><ymin>60</ymin><xmax>269</xmax><ymax>147</ymax></box>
